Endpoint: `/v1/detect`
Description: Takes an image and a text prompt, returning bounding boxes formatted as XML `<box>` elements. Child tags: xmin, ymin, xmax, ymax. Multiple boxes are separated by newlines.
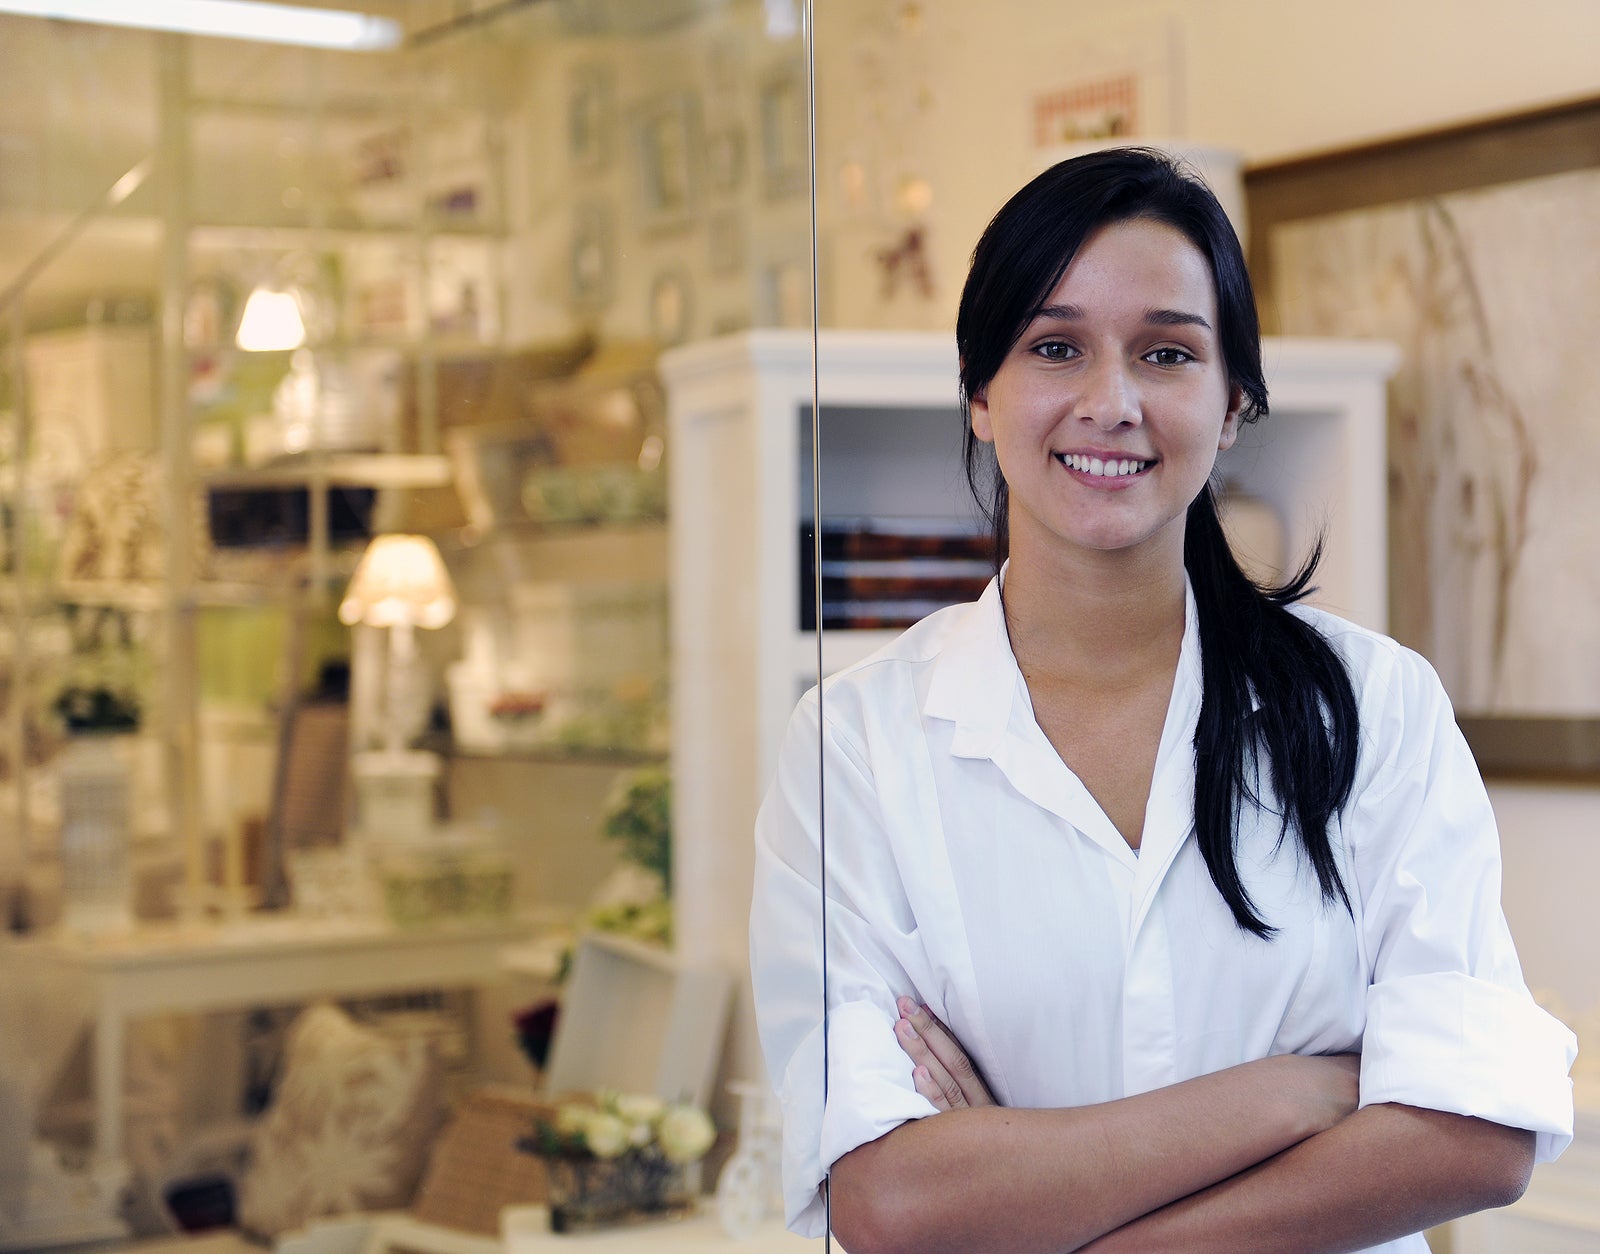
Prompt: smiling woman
<box><xmin>749</xmin><ymin>148</ymin><xmax>1577</xmax><ymax>1254</ymax></box>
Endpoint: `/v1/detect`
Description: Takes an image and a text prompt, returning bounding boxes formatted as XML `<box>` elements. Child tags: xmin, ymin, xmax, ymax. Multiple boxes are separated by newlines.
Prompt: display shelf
<box><xmin>51</xmin><ymin>579</ymin><xmax>341</xmax><ymax>611</ymax></box>
<box><xmin>199</xmin><ymin>452</ymin><xmax>452</xmax><ymax>490</ymax></box>
<box><xmin>447</xmin><ymin>745</ymin><xmax>668</xmax><ymax>766</ymax></box>
<box><xmin>185</xmin><ymin>332</ymin><xmax>493</xmax><ymax>358</ymax></box>
<box><xmin>187</xmin><ymin>218</ymin><xmax>504</xmax><ymax>250</ymax></box>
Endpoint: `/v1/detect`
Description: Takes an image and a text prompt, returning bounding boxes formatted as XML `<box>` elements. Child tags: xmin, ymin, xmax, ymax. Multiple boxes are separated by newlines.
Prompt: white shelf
<box><xmin>187</xmin><ymin>219</ymin><xmax>503</xmax><ymax>250</ymax></box>
<box><xmin>201</xmin><ymin>453</ymin><xmax>452</xmax><ymax>490</ymax></box>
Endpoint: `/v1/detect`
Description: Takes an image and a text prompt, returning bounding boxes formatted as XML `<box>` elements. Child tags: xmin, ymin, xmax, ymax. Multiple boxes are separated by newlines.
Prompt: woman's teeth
<box><xmin>1058</xmin><ymin>453</ymin><xmax>1151</xmax><ymax>478</ymax></box>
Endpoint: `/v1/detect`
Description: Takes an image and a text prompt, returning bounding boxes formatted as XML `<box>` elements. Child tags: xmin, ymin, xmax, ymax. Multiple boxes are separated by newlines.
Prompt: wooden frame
<box><xmin>1245</xmin><ymin>96</ymin><xmax>1600</xmax><ymax>780</ymax></box>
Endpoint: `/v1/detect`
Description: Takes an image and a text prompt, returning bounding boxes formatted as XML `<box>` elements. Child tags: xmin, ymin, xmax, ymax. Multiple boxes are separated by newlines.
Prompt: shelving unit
<box><xmin>0</xmin><ymin>30</ymin><xmax>512</xmax><ymax>924</ymax></box>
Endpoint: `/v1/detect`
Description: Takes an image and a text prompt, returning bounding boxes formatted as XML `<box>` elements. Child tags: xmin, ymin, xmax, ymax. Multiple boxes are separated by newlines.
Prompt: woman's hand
<box><xmin>894</xmin><ymin>996</ymin><xmax>997</xmax><ymax>1109</ymax></box>
<box><xmin>1276</xmin><ymin>1052</ymin><xmax>1362</xmax><ymax>1140</ymax></box>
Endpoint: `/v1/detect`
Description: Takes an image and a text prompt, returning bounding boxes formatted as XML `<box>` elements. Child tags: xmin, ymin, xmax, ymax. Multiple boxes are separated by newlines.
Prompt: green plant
<box><xmin>52</xmin><ymin>626</ymin><xmax>145</xmax><ymax>733</ymax></box>
<box><xmin>600</xmin><ymin>766</ymin><xmax>670</xmax><ymax>889</ymax></box>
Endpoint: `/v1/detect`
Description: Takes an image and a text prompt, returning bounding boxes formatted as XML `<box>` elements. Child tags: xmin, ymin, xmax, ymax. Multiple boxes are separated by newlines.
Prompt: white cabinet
<box><xmin>660</xmin><ymin>328</ymin><xmax>1397</xmax><ymax>1093</ymax></box>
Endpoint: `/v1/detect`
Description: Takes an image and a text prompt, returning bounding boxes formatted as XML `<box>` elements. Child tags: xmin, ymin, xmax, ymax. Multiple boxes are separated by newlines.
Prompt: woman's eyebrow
<box><xmin>1144</xmin><ymin>307</ymin><xmax>1212</xmax><ymax>330</ymax></box>
<box><xmin>1027</xmin><ymin>303</ymin><xmax>1213</xmax><ymax>331</ymax></box>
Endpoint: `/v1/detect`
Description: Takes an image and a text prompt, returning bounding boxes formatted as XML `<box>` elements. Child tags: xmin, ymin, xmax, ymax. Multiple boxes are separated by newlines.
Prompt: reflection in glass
<box><xmin>0</xmin><ymin>2</ymin><xmax>815</xmax><ymax>1244</ymax></box>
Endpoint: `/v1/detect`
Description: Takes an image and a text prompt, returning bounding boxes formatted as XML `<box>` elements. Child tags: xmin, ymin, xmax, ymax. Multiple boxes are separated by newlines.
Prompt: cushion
<box><xmin>237</xmin><ymin>1002</ymin><xmax>445</xmax><ymax>1238</ymax></box>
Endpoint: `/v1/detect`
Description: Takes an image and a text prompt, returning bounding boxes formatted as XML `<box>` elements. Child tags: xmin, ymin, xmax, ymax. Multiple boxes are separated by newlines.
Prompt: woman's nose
<box><xmin>1078</xmin><ymin>358</ymin><xmax>1141</xmax><ymax>429</ymax></box>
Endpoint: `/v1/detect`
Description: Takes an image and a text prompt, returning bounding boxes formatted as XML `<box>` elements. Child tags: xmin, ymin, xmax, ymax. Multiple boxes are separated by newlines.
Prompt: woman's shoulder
<box><xmin>796</xmin><ymin>596</ymin><xmax>992</xmax><ymax>726</ymax></box>
<box><xmin>1285</xmin><ymin>601</ymin><xmax>1455</xmax><ymax>755</ymax></box>
<box><xmin>1287</xmin><ymin>602</ymin><xmax>1439</xmax><ymax>686</ymax></box>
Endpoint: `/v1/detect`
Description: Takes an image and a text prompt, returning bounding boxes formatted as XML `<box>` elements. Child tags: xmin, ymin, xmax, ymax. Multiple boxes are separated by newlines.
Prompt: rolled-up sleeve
<box><xmin>1350</xmin><ymin>648</ymin><xmax>1577</xmax><ymax>1162</ymax></box>
<box><xmin>750</xmin><ymin>690</ymin><xmax>938</xmax><ymax>1236</ymax></box>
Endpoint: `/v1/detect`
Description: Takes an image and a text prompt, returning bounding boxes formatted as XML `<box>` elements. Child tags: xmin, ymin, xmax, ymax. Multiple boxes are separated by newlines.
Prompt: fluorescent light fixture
<box><xmin>0</xmin><ymin>0</ymin><xmax>403</xmax><ymax>50</ymax></box>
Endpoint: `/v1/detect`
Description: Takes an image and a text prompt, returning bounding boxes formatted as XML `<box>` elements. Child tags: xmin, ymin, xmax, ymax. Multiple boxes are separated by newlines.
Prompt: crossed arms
<box><xmin>828</xmin><ymin>1001</ymin><xmax>1534</xmax><ymax>1254</ymax></box>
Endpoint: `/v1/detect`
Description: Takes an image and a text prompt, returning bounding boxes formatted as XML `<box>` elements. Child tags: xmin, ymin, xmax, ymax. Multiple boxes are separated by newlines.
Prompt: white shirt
<box><xmin>750</xmin><ymin>577</ymin><xmax>1577</xmax><ymax>1252</ymax></box>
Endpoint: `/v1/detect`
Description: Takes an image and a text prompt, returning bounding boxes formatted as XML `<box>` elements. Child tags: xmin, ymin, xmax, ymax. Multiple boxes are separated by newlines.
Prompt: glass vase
<box><xmin>57</xmin><ymin>734</ymin><xmax>134</xmax><ymax>935</ymax></box>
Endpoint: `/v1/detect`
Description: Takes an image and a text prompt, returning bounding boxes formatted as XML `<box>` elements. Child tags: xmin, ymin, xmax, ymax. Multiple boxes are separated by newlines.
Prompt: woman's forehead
<box><xmin>1039</xmin><ymin>218</ymin><xmax>1218</xmax><ymax>319</ymax></box>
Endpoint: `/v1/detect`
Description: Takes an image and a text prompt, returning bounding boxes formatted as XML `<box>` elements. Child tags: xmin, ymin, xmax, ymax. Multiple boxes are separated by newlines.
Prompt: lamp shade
<box><xmin>339</xmin><ymin>535</ymin><xmax>457</xmax><ymax>630</ymax></box>
<box><xmin>236</xmin><ymin>284</ymin><xmax>308</xmax><ymax>352</ymax></box>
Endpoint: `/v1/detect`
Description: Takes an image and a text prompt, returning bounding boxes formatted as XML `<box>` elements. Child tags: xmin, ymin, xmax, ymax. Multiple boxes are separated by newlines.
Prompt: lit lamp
<box><xmin>235</xmin><ymin>282</ymin><xmax>308</xmax><ymax>352</ymax></box>
<box><xmin>339</xmin><ymin>534</ymin><xmax>457</xmax><ymax>844</ymax></box>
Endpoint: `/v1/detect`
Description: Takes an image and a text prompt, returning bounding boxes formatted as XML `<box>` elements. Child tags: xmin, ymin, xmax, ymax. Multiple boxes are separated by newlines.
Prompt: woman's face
<box><xmin>969</xmin><ymin>216</ymin><xmax>1241</xmax><ymax>567</ymax></box>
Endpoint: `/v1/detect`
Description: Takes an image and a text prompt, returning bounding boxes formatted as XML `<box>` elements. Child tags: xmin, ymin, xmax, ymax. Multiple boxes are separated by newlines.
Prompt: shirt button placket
<box><xmin>1121</xmin><ymin>894</ymin><xmax>1180</xmax><ymax>1096</ymax></box>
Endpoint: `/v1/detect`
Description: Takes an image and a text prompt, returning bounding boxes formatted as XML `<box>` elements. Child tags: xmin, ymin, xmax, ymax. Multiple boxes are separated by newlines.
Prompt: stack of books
<box><xmin>800</xmin><ymin>518</ymin><xmax>994</xmax><ymax>630</ymax></box>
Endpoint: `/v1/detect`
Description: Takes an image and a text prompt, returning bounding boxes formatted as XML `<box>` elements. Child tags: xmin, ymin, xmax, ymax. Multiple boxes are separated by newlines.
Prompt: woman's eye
<box><xmin>1035</xmin><ymin>341</ymin><xmax>1076</xmax><ymax>361</ymax></box>
<box><xmin>1146</xmin><ymin>347</ymin><xmax>1193</xmax><ymax>366</ymax></box>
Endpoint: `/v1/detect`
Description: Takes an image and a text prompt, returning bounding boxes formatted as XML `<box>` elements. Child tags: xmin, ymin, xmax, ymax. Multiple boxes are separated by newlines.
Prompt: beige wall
<box><xmin>812</xmin><ymin>0</ymin><xmax>1600</xmax><ymax>332</ymax></box>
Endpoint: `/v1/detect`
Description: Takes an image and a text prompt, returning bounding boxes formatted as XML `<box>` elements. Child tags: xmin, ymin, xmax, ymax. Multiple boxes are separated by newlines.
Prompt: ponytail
<box><xmin>1185</xmin><ymin>483</ymin><xmax>1359</xmax><ymax>937</ymax></box>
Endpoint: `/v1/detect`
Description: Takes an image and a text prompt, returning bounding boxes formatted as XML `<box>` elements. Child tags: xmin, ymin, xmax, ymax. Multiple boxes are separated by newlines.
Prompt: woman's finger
<box><xmin>899</xmin><ymin>998</ymin><xmax>996</xmax><ymax>1107</ymax></box>
<box><xmin>895</xmin><ymin>1013</ymin><xmax>965</xmax><ymax>1110</ymax></box>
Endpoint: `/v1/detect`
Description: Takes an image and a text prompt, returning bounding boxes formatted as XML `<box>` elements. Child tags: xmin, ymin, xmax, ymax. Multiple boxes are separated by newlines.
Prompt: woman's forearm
<box><xmin>829</xmin><ymin>1054</ymin><xmax>1355</xmax><ymax>1254</ymax></box>
<box><xmin>1079</xmin><ymin>1104</ymin><xmax>1536</xmax><ymax>1254</ymax></box>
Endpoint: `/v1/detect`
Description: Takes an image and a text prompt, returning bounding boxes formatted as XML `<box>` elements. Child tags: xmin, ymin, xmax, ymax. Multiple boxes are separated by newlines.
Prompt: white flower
<box><xmin>590</xmin><ymin>864</ymin><xmax>665</xmax><ymax>910</ymax></box>
<box><xmin>613</xmin><ymin>1093</ymin><xmax>666</xmax><ymax>1124</ymax></box>
<box><xmin>628</xmin><ymin>1122</ymin><xmax>653</xmax><ymax>1148</ymax></box>
<box><xmin>555</xmin><ymin>1105</ymin><xmax>592</xmax><ymax>1137</ymax></box>
<box><xmin>656</xmin><ymin>1104</ymin><xmax>715</xmax><ymax>1164</ymax></box>
<box><xmin>584</xmin><ymin>1112</ymin><xmax>630</xmax><ymax>1159</ymax></box>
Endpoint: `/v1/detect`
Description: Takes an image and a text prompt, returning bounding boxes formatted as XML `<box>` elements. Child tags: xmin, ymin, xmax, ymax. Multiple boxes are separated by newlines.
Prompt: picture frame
<box><xmin>758</xmin><ymin>62</ymin><xmax>808</xmax><ymax>200</ymax></box>
<box><xmin>1245</xmin><ymin>96</ymin><xmax>1600</xmax><ymax>779</ymax></box>
<box><xmin>566</xmin><ymin>62</ymin><xmax>614</xmax><ymax>173</ymax></box>
<box><xmin>648</xmin><ymin>268</ymin><xmax>693</xmax><ymax>346</ymax></box>
<box><xmin>703</xmin><ymin>125</ymin><xmax>746</xmax><ymax>197</ymax></box>
<box><xmin>632</xmin><ymin>91</ymin><xmax>699</xmax><ymax>232</ymax></box>
<box><xmin>568</xmin><ymin>201</ymin><xmax>614</xmax><ymax>311</ymax></box>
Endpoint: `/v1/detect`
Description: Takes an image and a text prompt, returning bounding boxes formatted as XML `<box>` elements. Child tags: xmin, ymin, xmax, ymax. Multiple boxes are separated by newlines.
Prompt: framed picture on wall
<box><xmin>1246</xmin><ymin>96</ymin><xmax>1600</xmax><ymax>778</ymax></box>
<box><xmin>703</xmin><ymin>125</ymin><xmax>746</xmax><ymax>197</ymax></box>
<box><xmin>759</xmin><ymin>62</ymin><xmax>808</xmax><ymax>201</ymax></box>
<box><xmin>568</xmin><ymin>201</ymin><xmax>614</xmax><ymax>311</ymax></box>
<box><xmin>648</xmin><ymin>268</ymin><xmax>694</xmax><ymax>346</ymax></box>
<box><xmin>633</xmin><ymin>92</ymin><xmax>699</xmax><ymax>232</ymax></box>
<box><xmin>567</xmin><ymin>62</ymin><xmax>614</xmax><ymax>173</ymax></box>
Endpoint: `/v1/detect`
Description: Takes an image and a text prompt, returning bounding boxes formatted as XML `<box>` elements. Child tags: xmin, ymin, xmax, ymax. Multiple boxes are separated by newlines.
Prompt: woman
<box><xmin>749</xmin><ymin>149</ymin><xmax>1576</xmax><ymax>1253</ymax></box>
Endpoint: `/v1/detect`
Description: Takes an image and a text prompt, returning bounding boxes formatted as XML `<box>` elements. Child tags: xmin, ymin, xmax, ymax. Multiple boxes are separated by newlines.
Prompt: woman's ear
<box><xmin>1218</xmin><ymin>385</ymin><xmax>1243</xmax><ymax>452</ymax></box>
<box><xmin>968</xmin><ymin>389</ymin><xmax>995</xmax><ymax>444</ymax></box>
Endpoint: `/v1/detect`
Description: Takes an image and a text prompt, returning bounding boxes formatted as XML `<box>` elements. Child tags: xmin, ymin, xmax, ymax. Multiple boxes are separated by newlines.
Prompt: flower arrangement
<box><xmin>520</xmin><ymin>1090</ymin><xmax>716</xmax><ymax>1232</ymax></box>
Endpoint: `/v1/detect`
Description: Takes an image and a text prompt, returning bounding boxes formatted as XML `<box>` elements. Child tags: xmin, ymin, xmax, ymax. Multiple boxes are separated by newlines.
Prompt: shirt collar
<box><xmin>924</xmin><ymin>570</ymin><xmax>1017</xmax><ymax>758</ymax></box>
<box><xmin>925</xmin><ymin>564</ymin><xmax>1208</xmax><ymax>759</ymax></box>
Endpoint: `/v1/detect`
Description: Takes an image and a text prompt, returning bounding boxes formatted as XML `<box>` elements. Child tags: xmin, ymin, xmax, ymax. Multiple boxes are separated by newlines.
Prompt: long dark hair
<box><xmin>956</xmin><ymin>147</ymin><xmax>1358</xmax><ymax>937</ymax></box>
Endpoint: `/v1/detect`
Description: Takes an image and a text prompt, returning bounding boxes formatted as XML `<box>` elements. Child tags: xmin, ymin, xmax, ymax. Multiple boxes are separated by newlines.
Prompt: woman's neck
<box><xmin>1001</xmin><ymin>528</ymin><xmax>1187</xmax><ymax>690</ymax></box>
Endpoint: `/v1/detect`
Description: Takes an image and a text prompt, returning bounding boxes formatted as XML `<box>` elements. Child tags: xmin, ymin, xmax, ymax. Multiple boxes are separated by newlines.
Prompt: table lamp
<box><xmin>339</xmin><ymin>534</ymin><xmax>456</xmax><ymax>844</ymax></box>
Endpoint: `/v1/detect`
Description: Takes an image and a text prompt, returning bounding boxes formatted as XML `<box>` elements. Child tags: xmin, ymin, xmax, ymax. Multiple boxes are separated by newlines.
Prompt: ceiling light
<box><xmin>0</xmin><ymin>1</ymin><xmax>402</xmax><ymax>50</ymax></box>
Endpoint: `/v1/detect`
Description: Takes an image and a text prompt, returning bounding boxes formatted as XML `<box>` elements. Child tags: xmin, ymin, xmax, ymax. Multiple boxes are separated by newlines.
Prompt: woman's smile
<box><xmin>1053</xmin><ymin>449</ymin><xmax>1157</xmax><ymax>485</ymax></box>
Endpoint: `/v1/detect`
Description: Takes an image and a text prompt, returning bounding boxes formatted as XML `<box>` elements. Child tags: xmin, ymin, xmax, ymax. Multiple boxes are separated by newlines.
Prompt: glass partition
<box><xmin>0</xmin><ymin>2</ymin><xmax>813</xmax><ymax>1241</ymax></box>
